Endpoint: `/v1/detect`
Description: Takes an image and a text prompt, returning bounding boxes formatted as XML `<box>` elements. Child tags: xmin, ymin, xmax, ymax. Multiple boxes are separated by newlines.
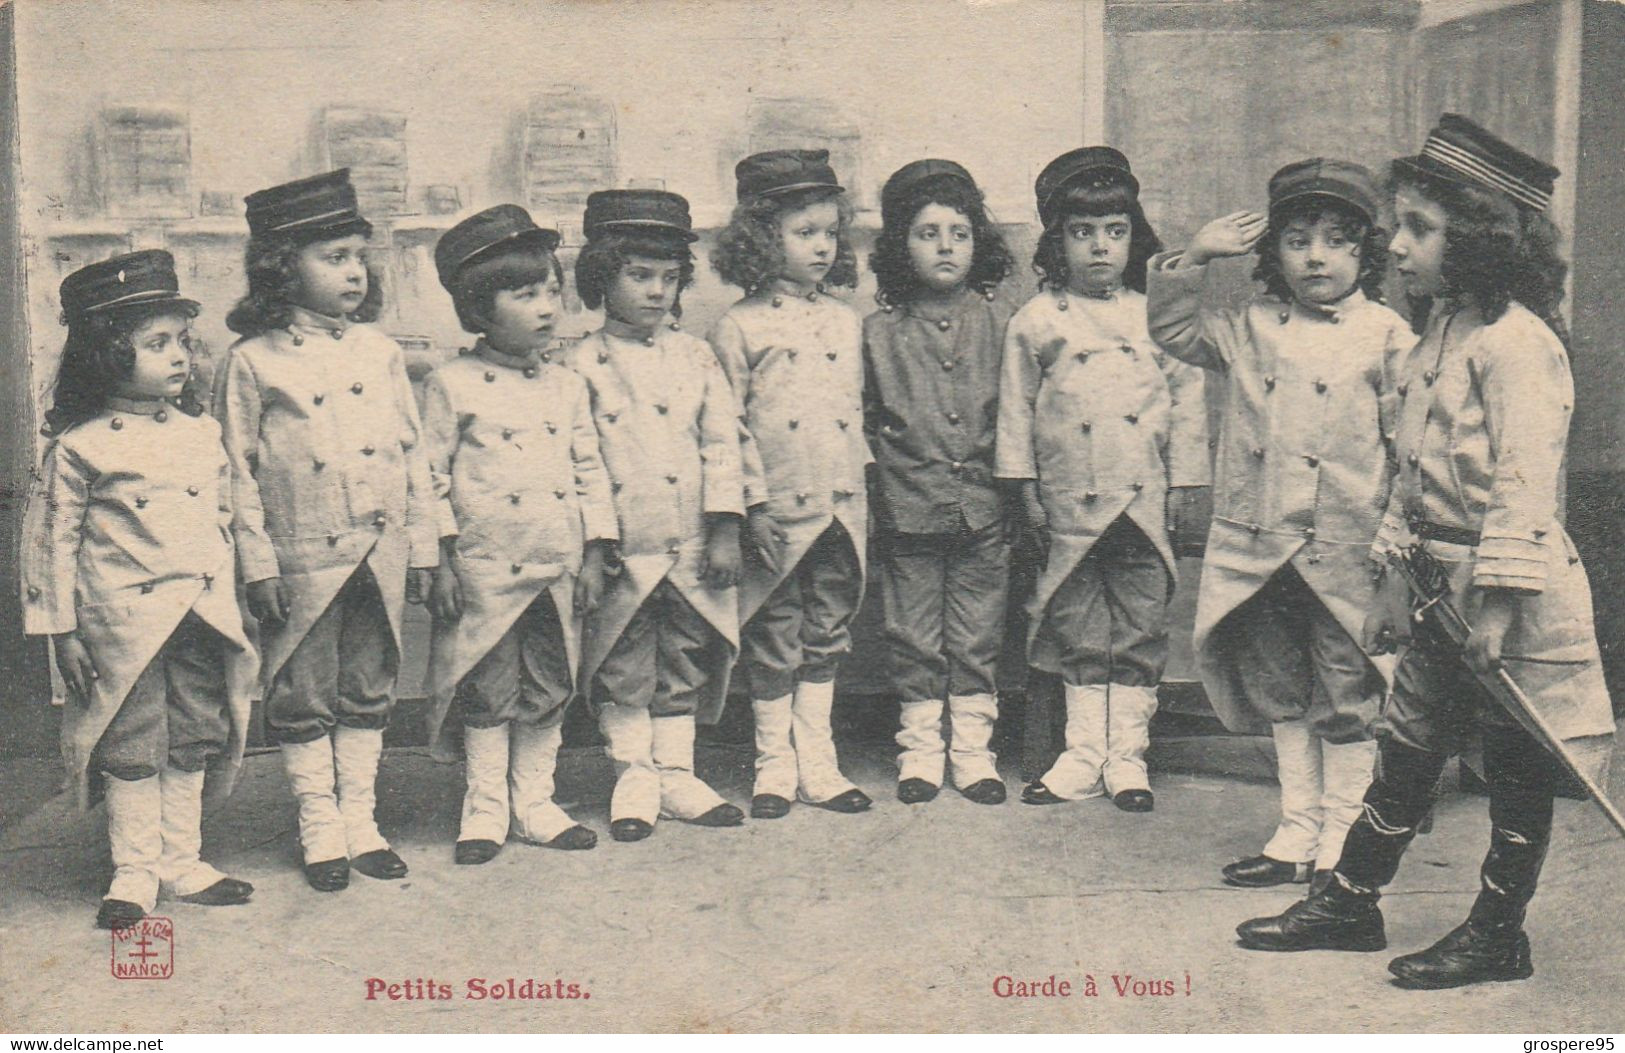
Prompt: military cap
<box><xmin>734</xmin><ymin>149</ymin><xmax>843</xmax><ymax>202</ymax></box>
<box><xmin>434</xmin><ymin>204</ymin><xmax>561</xmax><ymax>291</ymax></box>
<box><xmin>1268</xmin><ymin>158</ymin><xmax>1381</xmax><ymax>225</ymax></box>
<box><xmin>59</xmin><ymin>250</ymin><xmax>199</xmax><ymax>322</ymax></box>
<box><xmin>1395</xmin><ymin>113</ymin><xmax>1559</xmax><ymax>213</ymax></box>
<box><xmin>880</xmin><ymin>159</ymin><xmax>979</xmax><ymax>222</ymax></box>
<box><xmin>582</xmin><ymin>189</ymin><xmax>698</xmax><ymax>242</ymax></box>
<box><xmin>244</xmin><ymin>168</ymin><xmax>373</xmax><ymax>238</ymax></box>
<box><xmin>1035</xmin><ymin>146</ymin><xmax>1138</xmax><ymax>227</ymax></box>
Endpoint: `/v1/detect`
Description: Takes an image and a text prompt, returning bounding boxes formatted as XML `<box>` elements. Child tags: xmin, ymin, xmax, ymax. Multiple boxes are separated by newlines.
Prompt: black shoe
<box><xmin>178</xmin><ymin>877</ymin><xmax>254</xmax><ymax>905</ymax></box>
<box><xmin>1114</xmin><ymin>789</ymin><xmax>1154</xmax><ymax>812</ymax></box>
<box><xmin>96</xmin><ymin>899</ymin><xmax>146</xmax><ymax>930</ymax></box>
<box><xmin>688</xmin><ymin>803</ymin><xmax>746</xmax><ymax>827</ymax></box>
<box><xmin>751</xmin><ymin>793</ymin><xmax>792</xmax><ymax>819</ymax></box>
<box><xmin>455</xmin><ymin>839</ymin><xmax>502</xmax><ymax>865</ymax></box>
<box><xmin>1388</xmin><ymin>921</ymin><xmax>1534</xmax><ymax>989</ymax></box>
<box><xmin>544</xmin><ymin>825</ymin><xmax>598</xmax><ymax>851</ymax></box>
<box><xmin>1236</xmin><ymin>878</ymin><xmax>1387</xmax><ymax>952</ymax></box>
<box><xmin>960</xmin><ymin>779</ymin><xmax>1007</xmax><ymax>805</ymax></box>
<box><xmin>1222</xmin><ymin>855</ymin><xmax>1313</xmax><ymax>888</ymax></box>
<box><xmin>610</xmin><ymin>818</ymin><xmax>653</xmax><ymax>842</ymax></box>
<box><xmin>1308</xmin><ymin>869</ymin><xmax>1334</xmax><ymax>897</ymax></box>
<box><xmin>303</xmin><ymin>857</ymin><xmax>350</xmax><ymax>892</ymax></box>
<box><xmin>897</xmin><ymin>778</ymin><xmax>939</xmax><ymax>804</ymax></box>
<box><xmin>1021</xmin><ymin>780</ymin><xmax>1066</xmax><ymax>805</ymax></box>
<box><xmin>352</xmin><ymin>848</ymin><xmax>408</xmax><ymax>880</ymax></box>
<box><xmin>810</xmin><ymin>788</ymin><xmax>871</xmax><ymax>813</ymax></box>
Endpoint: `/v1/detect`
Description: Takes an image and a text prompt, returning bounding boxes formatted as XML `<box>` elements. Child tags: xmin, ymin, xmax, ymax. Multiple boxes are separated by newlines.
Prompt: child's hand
<box><xmin>746</xmin><ymin>508</ymin><xmax>787</xmax><ymax>575</ymax></box>
<box><xmin>1186</xmin><ymin>211</ymin><xmax>1269</xmax><ymax>266</ymax></box>
<box><xmin>1362</xmin><ymin>570</ymin><xmax>1412</xmax><ymax>655</ymax></box>
<box><xmin>1464</xmin><ymin>587</ymin><xmax>1518</xmax><ymax>676</ymax></box>
<box><xmin>246</xmin><ymin>577</ymin><xmax>290</xmax><ymax>627</ymax></box>
<box><xmin>1167</xmin><ymin>485</ymin><xmax>1214</xmax><ymax>557</ymax></box>
<box><xmin>574</xmin><ymin>541</ymin><xmax>614</xmax><ymax>614</ymax></box>
<box><xmin>429</xmin><ymin>563</ymin><xmax>463</xmax><ymax>622</ymax></box>
<box><xmin>407</xmin><ymin>568</ymin><xmax>434</xmax><ymax>606</ymax></box>
<box><xmin>1020</xmin><ymin>481</ymin><xmax>1050</xmax><ymax>564</ymax></box>
<box><xmin>53</xmin><ymin>632</ymin><xmax>99</xmax><ymax>703</ymax></box>
<box><xmin>701</xmin><ymin>516</ymin><xmax>742</xmax><ymax>590</ymax></box>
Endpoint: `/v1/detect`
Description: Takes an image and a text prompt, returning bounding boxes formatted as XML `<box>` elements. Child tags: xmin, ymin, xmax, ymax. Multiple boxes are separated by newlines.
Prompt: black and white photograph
<box><xmin>0</xmin><ymin>0</ymin><xmax>1622</xmax><ymax>1037</ymax></box>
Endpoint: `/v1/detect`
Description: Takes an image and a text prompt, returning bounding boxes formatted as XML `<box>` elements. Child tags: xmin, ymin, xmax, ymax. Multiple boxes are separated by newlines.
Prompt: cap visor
<box><xmin>750</xmin><ymin>181</ymin><xmax>845</xmax><ymax>199</ymax></box>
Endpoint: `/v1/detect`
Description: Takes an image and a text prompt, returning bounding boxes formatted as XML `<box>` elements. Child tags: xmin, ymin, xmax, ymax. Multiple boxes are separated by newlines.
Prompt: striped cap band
<box><xmin>263</xmin><ymin>206</ymin><xmax>358</xmax><ymax>232</ymax></box>
<box><xmin>1421</xmin><ymin>135</ymin><xmax>1551</xmax><ymax>212</ymax></box>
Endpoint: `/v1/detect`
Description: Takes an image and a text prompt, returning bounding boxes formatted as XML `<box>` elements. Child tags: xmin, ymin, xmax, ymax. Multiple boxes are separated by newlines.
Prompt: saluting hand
<box><xmin>53</xmin><ymin>632</ymin><xmax>99</xmax><ymax>703</ymax></box>
<box><xmin>1186</xmin><ymin>211</ymin><xmax>1269</xmax><ymax>266</ymax></box>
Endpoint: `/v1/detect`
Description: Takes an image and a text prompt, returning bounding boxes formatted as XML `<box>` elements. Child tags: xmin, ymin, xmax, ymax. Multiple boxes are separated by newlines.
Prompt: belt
<box><xmin>1410</xmin><ymin>520</ymin><xmax>1481</xmax><ymax>546</ymax></box>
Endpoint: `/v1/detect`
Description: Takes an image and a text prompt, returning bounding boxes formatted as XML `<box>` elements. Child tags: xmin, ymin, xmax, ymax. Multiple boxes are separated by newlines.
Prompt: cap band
<box><xmin>1421</xmin><ymin>135</ymin><xmax>1550</xmax><ymax>212</ymax></box>
<box><xmin>82</xmin><ymin>289</ymin><xmax>192</xmax><ymax>313</ymax></box>
<box><xmin>261</xmin><ymin>206</ymin><xmax>361</xmax><ymax>232</ymax></box>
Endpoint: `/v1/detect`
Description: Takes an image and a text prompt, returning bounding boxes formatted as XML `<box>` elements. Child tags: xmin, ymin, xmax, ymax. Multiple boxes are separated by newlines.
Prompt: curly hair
<box><xmin>869</xmin><ymin>176</ymin><xmax>1013</xmax><ymax>306</ymax></box>
<box><xmin>225</xmin><ymin>220</ymin><xmax>383</xmax><ymax>337</ymax></box>
<box><xmin>711</xmin><ymin>187</ymin><xmax>859</xmax><ymax>293</ymax></box>
<box><xmin>1031</xmin><ymin>179</ymin><xmax>1161</xmax><ymax>294</ymax></box>
<box><xmin>44</xmin><ymin>301</ymin><xmax>206</xmax><ymax>437</ymax></box>
<box><xmin>574</xmin><ymin>230</ymin><xmax>695</xmax><ymax>320</ymax></box>
<box><xmin>1252</xmin><ymin>198</ymin><xmax>1389</xmax><ymax>304</ymax></box>
<box><xmin>1390</xmin><ymin>165</ymin><xmax>1569</xmax><ymax>342</ymax></box>
<box><xmin>448</xmin><ymin>244</ymin><xmax>566</xmax><ymax>334</ymax></box>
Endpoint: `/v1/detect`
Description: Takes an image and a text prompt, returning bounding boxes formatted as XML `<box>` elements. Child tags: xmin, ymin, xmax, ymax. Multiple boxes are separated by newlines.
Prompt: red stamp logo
<box><xmin>110</xmin><ymin>916</ymin><xmax>174</xmax><ymax>980</ymax></box>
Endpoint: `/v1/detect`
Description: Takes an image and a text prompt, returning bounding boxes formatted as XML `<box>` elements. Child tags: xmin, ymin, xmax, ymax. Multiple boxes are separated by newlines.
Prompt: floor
<box><xmin>2</xmin><ymin>740</ymin><xmax>1623</xmax><ymax>1033</ymax></box>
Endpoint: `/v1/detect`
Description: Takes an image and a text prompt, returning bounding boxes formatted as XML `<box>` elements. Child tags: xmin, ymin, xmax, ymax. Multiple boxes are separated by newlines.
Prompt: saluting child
<box><xmin>422</xmin><ymin>205</ymin><xmax>616</xmax><ymax>864</ymax></box>
<box><xmin>215</xmin><ymin>169</ymin><xmax>439</xmax><ymax>891</ymax></box>
<box><xmin>708</xmin><ymin>149</ymin><xmax>874</xmax><ymax>818</ymax></box>
<box><xmin>23</xmin><ymin>251</ymin><xmax>256</xmax><ymax>929</ymax></box>
<box><xmin>863</xmin><ymin>159</ymin><xmax>1016</xmax><ymax>806</ymax></box>
<box><xmin>569</xmin><ymin>189</ymin><xmax>748</xmax><ymax>842</ymax></box>
<box><xmin>1148</xmin><ymin>161</ymin><xmax>1409</xmax><ymax>893</ymax></box>
<box><xmin>1239</xmin><ymin>115</ymin><xmax>1615</xmax><ymax>991</ymax></box>
<box><xmin>995</xmin><ymin>148</ymin><xmax>1210</xmax><ymax>813</ymax></box>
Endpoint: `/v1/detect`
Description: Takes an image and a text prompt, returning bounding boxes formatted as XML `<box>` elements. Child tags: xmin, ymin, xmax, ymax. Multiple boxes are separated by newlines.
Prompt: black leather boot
<box><xmin>1388</xmin><ymin>919</ymin><xmax>1533</xmax><ymax>988</ymax></box>
<box><xmin>1236</xmin><ymin>873</ymin><xmax>1387</xmax><ymax>951</ymax></box>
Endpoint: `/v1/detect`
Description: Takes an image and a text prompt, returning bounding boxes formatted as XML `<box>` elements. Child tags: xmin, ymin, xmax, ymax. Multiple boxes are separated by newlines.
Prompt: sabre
<box><xmin>1387</xmin><ymin>544</ymin><xmax>1625</xmax><ymax>839</ymax></box>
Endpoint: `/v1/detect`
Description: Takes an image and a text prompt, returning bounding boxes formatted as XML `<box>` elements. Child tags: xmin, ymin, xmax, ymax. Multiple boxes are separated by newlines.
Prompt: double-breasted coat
<box><xmin>994</xmin><ymin>288</ymin><xmax>1209</xmax><ymax>668</ymax></box>
<box><xmin>21</xmin><ymin>402</ymin><xmax>256</xmax><ymax>808</ymax></box>
<box><xmin>420</xmin><ymin>342</ymin><xmax>619</xmax><ymax>759</ymax></box>
<box><xmin>1147</xmin><ymin>254</ymin><xmax>1410</xmax><ymax>733</ymax></box>
<box><xmin>213</xmin><ymin>309</ymin><xmax>439</xmax><ymax>694</ymax></box>
<box><xmin>566</xmin><ymin>327</ymin><xmax>747</xmax><ymax>723</ymax></box>
<box><xmin>707</xmin><ymin>288</ymin><xmax>872</xmax><ymax>620</ymax></box>
<box><xmin>1377</xmin><ymin>301</ymin><xmax>1613</xmax><ymax>756</ymax></box>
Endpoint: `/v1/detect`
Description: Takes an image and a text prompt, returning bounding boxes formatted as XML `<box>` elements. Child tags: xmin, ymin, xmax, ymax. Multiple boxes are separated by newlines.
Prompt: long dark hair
<box><xmin>44</xmin><ymin>301</ymin><xmax>206</xmax><ymax>437</ymax></box>
<box><xmin>225</xmin><ymin>220</ymin><xmax>383</xmax><ymax>337</ymax></box>
<box><xmin>1031</xmin><ymin>179</ymin><xmax>1161</xmax><ymax>294</ymax></box>
<box><xmin>1252</xmin><ymin>198</ymin><xmax>1389</xmax><ymax>304</ymax></box>
<box><xmin>869</xmin><ymin>176</ymin><xmax>1013</xmax><ymax>306</ymax></box>
<box><xmin>711</xmin><ymin>187</ymin><xmax>859</xmax><ymax>293</ymax></box>
<box><xmin>1390</xmin><ymin>166</ymin><xmax>1568</xmax><ymax>342</ymax></box>
<box><xmin>574</xmin><ymin>230</ymin><xmax>695</xmax><ymax>320</ymax></box>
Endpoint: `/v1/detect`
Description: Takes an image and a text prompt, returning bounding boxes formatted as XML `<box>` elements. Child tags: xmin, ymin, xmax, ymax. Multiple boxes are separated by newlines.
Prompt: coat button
<box><xmin>827</xmin><ymin>351</ymin><xmax>838</xmax><ymax>361</ymax></box>
<box><xmin>1124</xmin><ymin>413</ymin><xmax>1139</xmax><ymax>424</ymax></box>
<box><xmin>941</xmin><ymin>360</ymin><xmax>954</xmax><ymax>371</ymax></box>
<box><xmin>947</xmin><ymin>412</ymin><xmax>961</xmax><ymax>425</ymax></box>
<box><xmin>937</xmin><ymin>319</ymin><xmax>951</xmax><ymax>332</ymax></box>
<box><xmin>1252</xmin><ymin>447</ymin><xmax>1265</xmax><ymax>459</ymax></box>
<box><xmin>485</xmin><ymin>371</ymin><xmax>496</xmax><ymax>383</ymax></box>
<box><xmin>668</xmin><ymin>542</ymin><xmax>680</xmax><ymax>555</ymax></box>
<box><xmin>666</xmin><ymin>474</ymin><xmax>678</xmax><ymax>484</ymax></box>
<box><xmin>787</xmin><ymin>350</ymin><xmax>798</xmax><ymax>361</ymax></box>
<box><xmin>1264</xmin><ymin>376</ymin><xmax>1276</xmax><ymax>391</ymax></box>
<box><xmin>314</xmin><ymin>393</ymin><xmax>325</xmax><ymax>405</ymax></box>
<box><xmin>656</xmin><ymin>404</ymin><xmax>668</xmax><ymax>415</ymax></box>
<box><xmin>598</xmin><ymin>352</ymin><xmax>609</xmax><ymax>364</ymax></box>
<box><xmin>1132</xmin><ymin>481</ymin><xmax>1144</xmax><ymax>491</ymax></box>
<box><xmin>154</xmin><ymin>410</ymin><xmax>168</xmax><ymax>423</ymax></box>
<box><xmin>1076</xmin><ymin>350</ymin><xmax>1089</xmax><ymax>363</ymax></box>
<box><xmin>110</xmin><ymin>417</ymin><xmax>124</xmax><ymax>430</ymax></box>
<box><xmin>835</xmin><ymin>489</ymin><xmax>852</xmax><ymax>500</ymax></box>
<box><xmin>1397</xmin><ymin>382</ymin><xmax>1409</xmax><ymax>397</ymax></box>
<box><xmin>1084</xmin><ymin>491</ymin><xmax>1097</xmax><ymax>501</ymax></box>
<box><xmin>1081</xmin><ymin>421</ymin><xmax>1092</xmax><ymax>432</ymax></box>
<box><xmin>1249</xmin><ymin>523</ymin><xmax>1261</xmax><ymax>535</ymax></box>
<box><xmin>1315</xmin><ymin>380</ymin><xmax>1327</xmax><ymax>393</ymax></box>
<box><xmin>555</xmin><ymin>489</ymin><xmax>566</xmax><ymax>500</ymax></box>
<box><xmin>352</xmin><ymin>382</ymin><xmax>364</xmax><ymax>394</ymax></box>
<box><xmin>187</xmin><ymin>485</ymin><xmax>199</xmax><ymax>496</ymax></box>
<box><xmin>509</xmin><ymin>492</ymin><xmax>521</xmax><ymax>504</ymax></box>
<box><xmin>1424</xmin><ymin>370</ymin><xmax>1437</xmax><ymax>386</ymax></box>
<box><xmin>604</xmin><ymin>412</ymin><xmax>617</xmax><ymax>423</ymax></box>
<box><xmin>374</xmin><ymin>513</ymin><xmax>387</xmax><ymax>528</ymax></box>
<box><xmin>202</xmin><ymin>573</ymin><xmax>214</xmax><ymax>589</ymax></box>
<box><xmin>1305</xmin><ymin>455</ymin><xmax>1320</xmax><ymax>467</ymax></box>
<box><xmin>772</xmin><ymin>296</ymin><xmax>784</xmax><ymax>308</ymax></box>
<box><xmin>362</xmin><ymin>445</ymin><xmax>375</xmax><ymax>456</ymax></box>
<box><xmin>511</xmin><ymin>562</ymin><xmax>523</xmax><ymax>574</ymax></box>
<box><xmin>502</xmin><ymin>428</ymin><xmax>514</xmax><ymax>440</ymax></box>
<box><xmin>291</xmin><ymin>333</ymin><xmax>304</xmax><ymax>346</ymax></box>
<box><xmin>837</xmin><ymin>419</ymin><xmax>849</xmax><ymax>429</ymax></box>
<box><xmin>1119</xmin><ymin>343</ymin><xmax>1134</xmax><ymax>355</ymax></box>
<box><xmin>141</xmin><ymin>582</ymin><xmax>154</xmax><ymax>594</ymax></box>
<box><xmin>541</xmin><ymin>352</ymin><xmax>552</xmax><ymax>364</ymax></box>
<box><xmin>329</xmin><ymin>328</ymin><xmax>343</xmax><ymax>340</ymax></box>
<box><xmin>796</xmin><ymin>491</ymin><xmax>808</xmax><ymax>504</ymax></box>
<box><xmin>642</xmin><ymin>336</ymin><xmax>655</xmax><ymax>347</ymax></box>
<box><xmin>523</xmin><ymin>367</ymin><xmax>537</xmax><ymax>378</ymax></box>
<box><xmin>788</xmin><ymin>419</ymin><xmax>799</xmax><ymax>430</ymax></box>
<box><xmin>950</xmin><ymin>461</ymin><xmax>963</xmax><ymax>472</ymax></box>
<box><xmin>1408</xmin><ymin>453</ymin><xmax>1420</xmax><ymax>467</ymax></box>
<box><xmin>313</xmin><ymin>458</ymin><xmax>325</xmax><ymax>471</ymax></box>
<box><xmin>612</xmin><ymin>482</ymin><xmax>623</xmax><ymax>494</ymax></box>
<box><xmin>327</xmin><ymin>533</ymin><xmax>339</xmax><ymax>546</ymax></box>
<box><xmin>1304</xmin><ymin>527</ymin><xmax>1316</xmax><ymax>539</ymax></box>
<box><xmin>546</xmin><ymin>422</ymin><xmax>557</xmax><ymax>434</ymax></box>
<box><xmin>1056</xmin><ymin>298</ymin><xmax>1068</xmax><ymax>312</ymax></box>
<box><xmin>135</xmin><ymin>496</ymin><xmax>148</xmax><ymax>508</ymax></box>
<box><xmin>26</xmin><ymin>586</ymin><xmax>40</xmax><ymax>599</ymax></box>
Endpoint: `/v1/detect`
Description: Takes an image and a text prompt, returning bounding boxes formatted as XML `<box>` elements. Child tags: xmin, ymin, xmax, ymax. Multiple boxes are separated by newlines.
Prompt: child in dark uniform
<box><xmin>863</xmin><ymin>159</ymin><xmax>1017</xmax><ymax>805</ymax></box>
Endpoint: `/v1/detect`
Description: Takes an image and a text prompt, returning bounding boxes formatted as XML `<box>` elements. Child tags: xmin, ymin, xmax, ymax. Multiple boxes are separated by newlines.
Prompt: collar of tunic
<box><xmin>289</xmin><ymin>306</ymin><xmax>352</xmax><ymax>340</ymax></box>
<box><xmin>473</xmin><ymin>339</ymin><xmax>548</xmax><ymax>371</ymax></box>
<box><xmin>1272</xmin><ymin>288</ymin><xmax>1369</xmax><ymax>325</ymax></box>
<box><xmin>104</xmin><ymin>395</ymin><xmax>173</xmax><ymax>417</ymax></box>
